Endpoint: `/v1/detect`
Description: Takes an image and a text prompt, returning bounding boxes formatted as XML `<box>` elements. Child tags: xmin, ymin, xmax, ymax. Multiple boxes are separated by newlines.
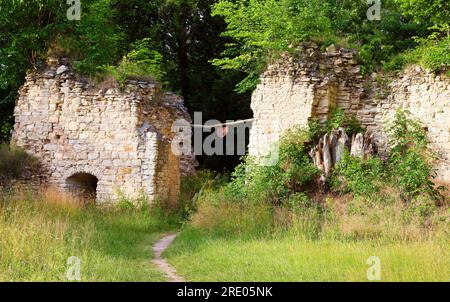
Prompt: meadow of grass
<box><xmin>166</xmin><ymin>228</ymin><xmax>449</xmax><ymax>282</ymax></box>
<box><xmin>0</xmin><ymin>188</ymin><xmax>179</xmax><ymax>281</ymax></box>
<box><xmin>164</xmin><ymin>190</ymin><xmax>449</xmax><ymax>282</ymax></box>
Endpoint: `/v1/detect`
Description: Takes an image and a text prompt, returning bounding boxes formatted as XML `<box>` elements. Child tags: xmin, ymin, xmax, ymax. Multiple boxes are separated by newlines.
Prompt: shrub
<box><xmin>287</xmin><ymin>192</ymin><xmax>312</xmax><ymax>209</ymax></box>
<box><xmin>178</xmin><ymin>170</ymin><xmax>227</xmax><ymax>219</ymax></box>
<box><xmin>326</xmin><ymin>108</ymin><xmax>363</xmax><ymax>136</ymax></box>
<box><xmin>308</xmin><ymin>108</ymin><xmax>363</xmax><ymax>142</ymax></box>
<box><xmin>224</xmin><ymin>127</ymin><xmax>318</xmax><ymax>206</ymax></box>
<box><xmin>332</xmin><ymin>152</ymin><xmax>386</xmax><ymax>196</ymax></box>
<box><xmin>99</xmin><ymin>38</ymin><xmax>165</xmax><ymax>86</ymax></box>
<box><xmin>384</xmin><ymin>33</ymin><xmax>450</xmax><ymax>75</ymax></box>
<box><xmin>386</xmin><ymin>110</ymin><xmax>439</xmax><ymax>201</ymax></box>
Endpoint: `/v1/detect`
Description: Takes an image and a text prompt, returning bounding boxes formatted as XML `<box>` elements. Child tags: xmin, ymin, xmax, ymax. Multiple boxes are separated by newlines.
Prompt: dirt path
<box><xmin>152</xmin><ymin>233</ymin><xmax>184</xmax><ymax>282</ymax></box>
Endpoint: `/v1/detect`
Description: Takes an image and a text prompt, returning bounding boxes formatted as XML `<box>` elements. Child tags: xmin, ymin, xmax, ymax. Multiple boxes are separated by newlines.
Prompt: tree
<box><xmin>0</xmin><ymin>0</ymin><xmax>125</xmax><ymax>142</ymax></box>
<box><xmin>211</xmin><ymin>0</ymin><xmax>332</xmax><ymax>92</ymax></box>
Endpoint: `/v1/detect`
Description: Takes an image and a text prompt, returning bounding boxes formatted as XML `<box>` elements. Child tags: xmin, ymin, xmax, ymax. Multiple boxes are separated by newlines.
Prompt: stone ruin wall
<box><xmin>12</xmin><ymin>59</ymin><xmax>196</xmax><ymax>203</ymax></box>
<box><xmin>249</xmin><ymin>44</ymin><xmax>450</xmax><ymax>182</ymax></box>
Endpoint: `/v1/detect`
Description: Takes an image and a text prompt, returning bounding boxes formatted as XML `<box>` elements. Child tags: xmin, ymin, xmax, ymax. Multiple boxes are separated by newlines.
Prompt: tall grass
<box><xmin>164</xmin><ymin>185</ymin><xmax>449</xmax><ymax>281</ymax></box>
<box><xmin>0</xmin><ymin>188</ymin><xmax>179</xmax><ymax>281</ymax></box>
<box><xmin>0</xmin><ymin>143</ymin><xmax>39</xmax><ymax>183</ymax></box>
<box><xmin>184</xmin><ymin>182</ymin><xmax>448</xmax><ymax>243</ymax></box>
<box><xmin>166</xmin><ymin>228</ymin><xmax>449</xmax><ymax>281</ymax></box>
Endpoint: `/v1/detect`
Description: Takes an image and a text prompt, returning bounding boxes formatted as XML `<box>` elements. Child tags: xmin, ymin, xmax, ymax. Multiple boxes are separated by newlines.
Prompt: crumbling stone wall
<box><xmin>12</xmin><ymin>58</ymin><xmax>196</xmax><ymax>203</ymax></box>
<box><xmin>249</xmin><ymin>44</ymin><xmax>450</xmax><ymax>181</ymax></box>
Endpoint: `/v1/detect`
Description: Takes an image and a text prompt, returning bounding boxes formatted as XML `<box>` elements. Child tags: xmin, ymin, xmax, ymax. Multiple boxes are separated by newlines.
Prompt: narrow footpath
<box><xmin>152</xmin><ymin>233</ymin><xmax>185</xmax><ymax>282</ymax></box>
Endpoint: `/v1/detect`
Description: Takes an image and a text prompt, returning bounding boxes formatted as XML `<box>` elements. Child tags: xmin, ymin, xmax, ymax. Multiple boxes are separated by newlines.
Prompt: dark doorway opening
<box><xmin>66</xmin><ymin>173</ymin><xmax>98</xmax><ymax>201</ymax></box>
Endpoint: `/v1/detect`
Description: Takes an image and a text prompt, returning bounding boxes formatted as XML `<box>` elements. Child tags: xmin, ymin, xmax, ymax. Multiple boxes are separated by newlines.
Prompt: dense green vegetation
<box><xmin>213</xmin><ymin>0</ymin><xmax>449</xmax><ymax>91</ymax></box>
<box><xmin>197</xmin><ymin>110</ymin><xmax>444</xmax><ymax>208</ymax></box>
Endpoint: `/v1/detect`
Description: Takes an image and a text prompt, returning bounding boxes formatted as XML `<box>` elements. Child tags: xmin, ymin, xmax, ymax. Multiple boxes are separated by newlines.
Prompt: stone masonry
<box><xmin>249</xmin><ymin>43</ymin><xmax>450</xmax><ymax>181</ymax></box>
<box><xmin>12</xmin><ymin>58</ymin><xmax>196</xmax><ymax>204</ymax></box>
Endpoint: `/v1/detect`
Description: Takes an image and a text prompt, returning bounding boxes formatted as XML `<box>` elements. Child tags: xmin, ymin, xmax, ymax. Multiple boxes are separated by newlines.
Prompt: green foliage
<box><xmin>333</xmin><ymin>152</ymin><xmax>385</xmax><ymax>196</ymax></box>
<box><xmin>408</xmin><ymin>36</ymin><xmax>449</xmax><ymax>73</ymax></box>
<box><xmin>384</xmin><ymin>32</ymin><xmax>450</xmax><ymax>74</ymax></box>
<box><xmin>211</xmin><ymin>0</ymin><xmax>332</xmax><ymax>92</ymax></box>
<box><xmin>61</xmin><ymin>0</ymin><xmax>125</xmax><ymax>75</ymax></box>
<box><xmin>408</xmin><ymin>195</ymin><xmax>440</xmax><ymax>224</ymax></box>
<box><xmin>0</xmin><ymin>0</ymin><xmax>124</xmax><ymax>81</ymax></box>
<box><xmin>100</xmin><ymin>38</ymin><xmax>165</xmax><ymax>85</ymax></box>
<box><xmin>387</xmin><ymin>110</ymin><xmax>428</xmax><ymax>152</ymax></box>
<box><xmin>326</xmin><ymin>108</ymin><xmax>363</xmax><ymax>135</ymax></box>
<box><xmin>386</xmin><ymin>110</ymin><xmax>438</xmax><ymax>201</ymax></box>
<box><xmin>331</xmin><ymin>110</ymin><xmax>441</xmax><ymax>201</ymax></box>
<box><xmin>395</xmin><ymin>0</ymin><xmax>449</xmax><ymax>32</ymax></box>
<box><xmin>308</xmin><ymin>108</ymin><xmax>363</xmax><ymax>141</ymax></box>
<box><xmin>224</xmin><ymin>127</ymin><xmax>318</xmax><ymax>206</ymax></box>
<box><xmin>287</xmin><ymin>192</ymin><xmax>312</xmax><ymax>209</ymax></box>
<box><xmin>307</xmin><ymin>118</ymin><xmax>326</xmax><ymax>142</ymax></box>
<box><xmin>213</xmin><ymin>0</ymin><xmax>448</xmax><ymax>89</ymax></box>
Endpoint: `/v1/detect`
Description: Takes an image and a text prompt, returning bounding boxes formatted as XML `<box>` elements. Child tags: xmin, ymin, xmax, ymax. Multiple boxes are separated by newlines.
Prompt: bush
<box><xmin>308</xmin><ymin>108</ymin><xmax>363</xmax><ymax>142</ymax></box>
<box><xmin>386</xmin><ymin>110</ymin><xmax>440</xmax><ymax>201</ymax></box>
<box><xmin>186</xmin><ymin>110</ymin><xmax>447</xmax><ymax>243</ymax></box>
<box><xmin>331</xmin><ymin>110</ymin><xmax>441</xmax><ymax>201</ymax></box>
<box><xmin>287</xmin><ymin>192</ymin><xmax>312</xmax><ymax>209</ymax></box>
<box><xmin>224</xmin><ymin>127</ymin><xmax>318</xmax><ymax>206</ymax></box>
<box><xmin>332</xmin><ymin>152</ymin><xmax>385</xmax><ymax>196</ymax></box>
<box><xmin>99</xmin><ymin>38</ymin><xmax>165</xmax><ymax>86</ymax></box>
<box><xmin>178</xmin><ymin>170</ymin><xmax>228</xmax><ymax>219</ymax></box>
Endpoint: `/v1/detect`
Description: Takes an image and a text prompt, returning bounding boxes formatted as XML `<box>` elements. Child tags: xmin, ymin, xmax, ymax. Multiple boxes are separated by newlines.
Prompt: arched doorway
<box><xmin>66</xmin><ymin>173</ymin><xmax>98</xmax><ymax>201</ymax></box>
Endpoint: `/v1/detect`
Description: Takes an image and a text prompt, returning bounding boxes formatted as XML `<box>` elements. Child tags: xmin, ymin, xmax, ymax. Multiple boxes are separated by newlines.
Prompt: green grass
<box><xmin>0</xmin><ymin>189</ymin><xmax>179</xmax><ymax>281</ymax></box>
<box><xmin>164</xmin><ymin>192</ymin><xmax>449</xmax><ymax>282</ymax></box>
<box><xmin>165</xmin><ymin>228</ymin><xmax>449</xmax><ymax>282</ymax></box>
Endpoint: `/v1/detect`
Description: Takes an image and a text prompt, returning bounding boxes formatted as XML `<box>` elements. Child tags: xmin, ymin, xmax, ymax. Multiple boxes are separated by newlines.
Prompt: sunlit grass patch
<box><xmin>166</xmin><ymin>228</ymin><xmax>449</xmax><ymax>282</ymax></box>
<box><xmin>0</xmin><ymin>189</ymin><xmax>179</xmax><ymax>281</ymax></box>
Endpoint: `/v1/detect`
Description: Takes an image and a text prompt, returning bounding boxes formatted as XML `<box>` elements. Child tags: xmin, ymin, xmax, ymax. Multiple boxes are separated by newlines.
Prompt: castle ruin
<box><xmin>249</xmin><ymin>44</ymin><xmax>450</xmax><ymax>181</ymax></box>
<box><xmin>12</xmin><ymin>58</ymin><xmax>195</xmax><ymax>204</ymax></box>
